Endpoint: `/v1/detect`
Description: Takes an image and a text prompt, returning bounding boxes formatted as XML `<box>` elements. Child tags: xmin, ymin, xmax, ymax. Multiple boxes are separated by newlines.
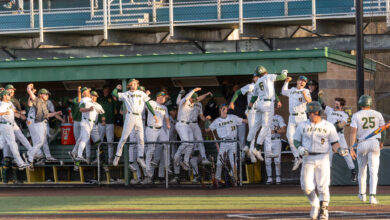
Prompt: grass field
<box><xmin>0</xmin><ymin>193</ymin><xmax>389</xmax><ymax>216</ymax></box>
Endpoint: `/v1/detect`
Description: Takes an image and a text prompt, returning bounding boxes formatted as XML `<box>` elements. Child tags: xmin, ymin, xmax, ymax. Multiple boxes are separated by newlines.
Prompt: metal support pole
<box><xmin>90</xmin><ymin>0</ymin><xmax>94</xmax><ymax>19</ymax></box>
<box><xmin>386</xmin><ymin>0</ymin><xmax>390</xmax><ymax>29</ymax></box>
<box><xmin>97</xmin><ymin>143</ymin><xmax>101</xmax><ymax>185</ymax></box>
<box><xmin>239</xmin><ymin>148</ymin><xmax>242</xmax><ymax>187</ymax></box>
<box><xmin>169</xmin><ymin>0</ymin><xmax>174</xmax><ymax>36</ymax></box>
<box><xmin>311</xmin><ymin>0</ymin><xmax>316</xmax><ymax>32</ymax></box>
<box><xmin>122</xmin><ymin>79</ymin><xmax>130</xmax><ymax>186</ymax></box>
<box><xmin>119</xmin><ymin>0</ymin><xmax>123</xmax><ymax>15</ymax></box>
<box><xmin>38</xmin><ymin>0</ymin><xmax>43</xmax><ymax>43</ymax></box>
<box><xmin>239</xmin><ymin>0</ymin><xmax>243</xmax><ymax>35</ymax></box>
<box><xmin>356</xmin><ymin>0</ymin><xmax>365</xmax><ymax>100</ymax></box>
<box><xmin>103</xmin><ymin>0</ymin><xmax>108</xmax><ymax>40</ymax></box>
<box><xmin>165</xmin><ymin>144</ymin><xmax>169</xmax><ymax>189</ymax></box>
<box><xmin>30</xmin><ymin>0</ymin><xmax>34</xmax><ymax>28</ymax></box>
<box><xmin>108</xmin><ymin>0</ymin><xmax>111</xmax><ymax>25</ymax></box>
<box><xmin>153</xmin><ymin>0</ymin><xmax>157</xmax><ymax>23</ymax></box>
<box><xmin>217</xmin><ymin>0</ymin><xmax>221</xmax><ymax>20</ymax></box>
<box><xmin>284</xmin><ymin>0</ymin><xmax>289</xmax><ymax>16</ymax></box>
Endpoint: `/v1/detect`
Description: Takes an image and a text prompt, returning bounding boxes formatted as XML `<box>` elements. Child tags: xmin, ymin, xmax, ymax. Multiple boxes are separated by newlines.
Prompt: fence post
<box><xmin>169</xmin><ymin>0</ymin><xmax>174</xmax><ymax>36</ymax></box>
<box><xmin>97</xmin><ymin>143</ymin><xmax>101</xmax><ymax>185</ymax></box>
<box><xmin>103</xmin><ymin>0</ymin><xmax>108</xmax><ymax>40</ymax></box>
<box><xmin>239</xmin><ymin>0</ymin><xmax>243</xmax><ymax>35</ymax></box>
<box><xmin>387</xmin><ymin>0</ymin><xmax>390</xmax><ymax>29</ymax></box>
<box><xmin>119</xmin><ymin>0</ymin><xmax>123</xmax><ymax>15</ymax></box>
<box><xmin>312</xmin><ymin>0</ymin><xmax>316</xmax><ymax>33</ymax></box>
<box><xmin>123</xmin><ymin>79</ymin><xmax>130</xmax><ymax>186</ymax></box>
<box><xmin>90</xmin><ymin>0</ymin><xmax>94</xmax><ymax>19</ymax></box>
<box><xmin>153</xmin><ymin>0</ymin><xmax>157</xmax><ymax>23</ymax></box>
<box><xmin>165</xmin><ymin>144</ymin><xmax>169</xmax><ymax>189</ymax></box>
<box><xmin>284</xmin><ymin>0</ymin><xmax>288</xmax><ymax>16</ymax></box>
<box><xmin>30</xmin><ymin>0</ymin><xmax>34</xmax><ymax>28</ymax></box>
<box><xmin>38</xmin><ymin>0</ymin><xmax>43</xmax><ymax>42</ymax></box>
<box><xmin>217</xmin><ymin>0</ymin><xmax>221</xmax><ymax>20</ymax></box>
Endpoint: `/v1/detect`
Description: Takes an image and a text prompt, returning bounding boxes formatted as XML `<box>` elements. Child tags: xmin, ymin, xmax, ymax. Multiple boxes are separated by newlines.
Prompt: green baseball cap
<box><xmin>80</xmin><ymin>87</ymin><xmax>90</xmax><ymax>94</ymax></box>
<box><xmin>138</xmin><ymin>86</ymin><xmax>145</xmax><ymax>92</ymax></box>
<box><xmin>128</xmin><ymin>78</ymin><xmax>139</xmax><ymax>84</ymax></box>
<box><xmin>191</xmin><ymin>93</ymin><xmax>198</xmax><ymax>100</ymax></box>
<box><xmin>156</xmin><ymin>91</ymin><xmax>166</xmax><ymax>97</ymax></box>
<box><xmin>38</xmin><ymin>88</ymin><xmax>51</xmax><ymax>95</ymax></box>
<box><xmin>0</xmin><ymin>90</ymin><xmax>10</xmax><ymax>98</ymax></box>
<box><xmin>91</xmin><ymin>91</ymin><xmax>99</xmax><ymax>97</ymax></box>
<box><xmin>298</xmin><ymin>76</ymin><xmax>308</xmax><ymax>82</ymax></box>
<box><xmin>5</xmin><ymin>84</ymin><xmax>15</xmax><ymax>90</ymax></box>
<box><xmin>253</xmin><ymin>65</ymin><xmax>267</xmax><ymax>76</ymax></box>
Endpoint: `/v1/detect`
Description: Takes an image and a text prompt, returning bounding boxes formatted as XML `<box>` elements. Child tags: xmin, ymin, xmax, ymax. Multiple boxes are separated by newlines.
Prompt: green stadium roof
<box><xmin>0</xmin><ymin>47</ymin><xmax>375</xmax><ymax>83</ymax></box>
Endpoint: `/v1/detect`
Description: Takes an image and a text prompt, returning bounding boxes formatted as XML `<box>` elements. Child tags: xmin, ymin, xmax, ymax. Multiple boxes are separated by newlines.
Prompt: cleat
<box><xmin>292</xmin><ymin>157</ymin><xmax>302</xmax><ymax>171</ymax></box>
<box><xmin>319</xmin><ymin>205</ymin><xmax>328</xmax><ymax>220</ymax></box>
<box><xmin>201</xmin><ymin>157</ymin><xmax>211</xmax><ymax>165</ymax></box>
<box><xmin>130</xmin><ymin>178</ymin><xmax>140</xmax><ymax>185</ymax></box>
<box><xmin>170</xmin><ymin>176</ymin><xmax>180</xmax><ymax>184</ymax></box>
<box><xmin>276</xmin><ymin>176</ymin><xmax>281</xmax><ymax>184</ymax></box>
<box><xmin>351</xmin><ymin>170</ymin><xmax>357</xmax><ymax>182</ymax></box>
<box><xmin>369</xmin><ymin>195</ymin><xmax>378</xmax><ymax>205</ymax></box>
<box><xmin>266</xmin><ymin>177</ymin><xmax>273</xmax><ymax>185</ymax></box>
<box><xmin>252</xmin><ymin>149</ymin><xmax>264</xmax><ymax>161</ymax></box>
<box><xmin>128</xmin><ymin>163</ymin><xmax>137</xmax><ymax>172</ymax></box>
<box><xmin>75</xmin><ymin>157</ymin><xmax>87</xmax><ymax>163</ymax></box>
<box><xmin>140</xmin><ymin>177</ymin><xmax>152</xmax><ymax>185</ymax></box>
<box><xmin>45</xmin><ymin>156</ymin><xmax>58</xmax><ymax>162</ymax></box>
<box><xmin>137</xmin><ymin>157</ymin><xmax>146</xmax><ymax>169</ymax></box>
<box><xmin>180</xmin><ymin>161</ymin><xmax>190</xmax><ymax>171</ymax></box>
<box><xmin>192</xmin><ymin>176</ymin><xmax>201</xmax><ymax>183</ymax></box>
<box><xmin>358</xmin><ymin>194</ymin><xmax>366</xmax><ymax>202</ymax></box>
<box><xmin>113</xmin><ymin>156</ymin><xmax>120</xmax><ymax>166</ymax></box>
<box><xmin>18</xmin><ymin>163</ymin><xmax>29</xmax><ymax>170</ymax></box>
<box><xmin>310</xmin><ymin>198</ymin><xmax>320</xmax><ymax>220</ymax></box>
<box><xmin>68</xmin><ymin>151</ymin><xmax>76</xmax><ymax>161</ymax></box>
<box><xmin>35</xmin><ymin>158</ymin><xmax>45</xmax><ymax>166</ymax></box>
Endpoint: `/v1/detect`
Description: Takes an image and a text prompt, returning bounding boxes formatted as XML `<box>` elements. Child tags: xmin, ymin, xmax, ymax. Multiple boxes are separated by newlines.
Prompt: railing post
<box><xmin>165</xmin><ymin>144</ymin><xmax>169</xmax><ymax>189</ymax></box>
<box><xmin>103</xmin><ymin>0</ymin><xmax>108</xmax><ymax>40</ymax></box>
<box><xmin>239</xmin><ymin>0</ymin><xmax>243</xmax><ymax>35</ymax></box>
<box><xmin>284</xmin><ymin>0</ymin><xmax>289</xmax><ymax>16</ymax></box>
<box><xmin>312</xmin><ymin>0</ymin><xmax>316</xmax><ymax>33</ymax></box>
<box><xmin>122</xmin><ymin>79</ymin><xmax>130</xmax><ymax>186</ymax></box>
<box><xmin>119</xmin><ymin>0</ymin><xmax>123</xmax><ymax>15</ymax></box>
<box><xmin>217</xmin><ymin>0</ymin><xmax>221</xmax><ymax>20</ymax></box>
<box><xmin>30</xmin><ymin>0</ymin><xmax>34</xmax><ymax>28</ymax></box>
<box><xmin>152</xmin><ymin>0</ymin><xmax>157</xmax><ymax>23</ymax></box>
<box><xmin>97</xmin><ymin>143</ymin><xmax>101</xmax><ymax>185</ymax></box>
<box><xmin>108</xmin><ymin>0</ymin><xmax>112</xmax><ymax>25</ymax></box>
<box><xmin>90</xmin><ymin>0</ymin><xmax>94</xmax><ymax>19</ymax></box>
<box><xmin>387</xmin><ymin>0</ymin><xmax>390</xmax><ymax>29</ymax></box>
<box><xmin>38</xmin><ymin>0</ymin><xmax>43</xmax><ymax>42</ymax></box>
<box><xmin>169</xmin><ymin>0</ymin><xmax>174</xmax><ymax>36</ymax></box>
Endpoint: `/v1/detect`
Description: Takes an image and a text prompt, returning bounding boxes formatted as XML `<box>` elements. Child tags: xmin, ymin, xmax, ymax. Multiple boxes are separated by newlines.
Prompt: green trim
<box><xmin>0</xmin><ymin>48</ymin><xmax>375</xmax><ymax>83</ymax></box>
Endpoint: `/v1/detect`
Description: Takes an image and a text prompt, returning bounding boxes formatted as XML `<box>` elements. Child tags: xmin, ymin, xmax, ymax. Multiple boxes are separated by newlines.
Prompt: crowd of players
<box><xmin>0</xmin><ymin>65</ymin><xmax>386</xmax><ymax>219</ymax></box>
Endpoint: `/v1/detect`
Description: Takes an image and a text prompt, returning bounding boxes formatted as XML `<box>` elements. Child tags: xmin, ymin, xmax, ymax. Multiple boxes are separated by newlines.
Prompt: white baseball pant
<box><xmin>74</xmin><ymin>121</ymin><xmax>100</xmax><ymax>158</ymax></box>
<box><xmin>190</xmin><ymin>123</ymin><xmax>207</xmax><ymax>159</ymax></box>
<box><xmin>28</xmin><ymin>121</ymin><xmax>48</xmax><ymax>162</ymax></box>
<box><xmin>145</xmin><ymin>127</ymin><xmax>168</xmax><ymax>177</ymax></box>
<box><xmin>174</xmin><ymin>122</ymin><xmax>194</xmax><ymax>165</ymax></box>
<box><xmin>27</xmin><ymin>122</ymin><xmax>51</xmax><ymax>158</ymax></box>
<box><xmin>265</xmin><ymin>139</ymin><xmax>282</xmax><ymax>177</ymax></box>
<box><xmin>215</xmin><ymin>142</ymin><xmax>237</xmax><ymax>181</ymax></box>
<box><xmin>0</xmin><ymin>124</ymin><xmax>25</xmax><ymax>166</ymax></box>
<box><xmin>287</xmin><ymin>114</ymin><xmax>307</xmax><ymax>157</ymax></box>
<box><xmin>128</xmin><ymin>130</ymin><xmax>146</xmax><ymax>179</ymax></box>
<box><xmin>357</xmin><ymin>139</ymin><xmax>380</xmax><ymax>195</ymax></box>
<box><xmin>72</xmin><ymin>121</ymin><xmax>92</xmax><ymax>159</ymax></box>
<box><xmin>98</xmin><ymin>123</ymin><xmax>115</xmax><ymax>161</ymax></box>
<box><xmin>300</xmin><ymin>154</ymin><xmax>330</xmax><ymax>205</ymax></box>
<box><xmin>246</xmin><ymin>109</ymin><xmax>257</xmax><ymax>152</ymax></box>
<box><xmin>115</xmin><ymin>114</ymin><xmax>144</xmax><ymax>158</ymax></box>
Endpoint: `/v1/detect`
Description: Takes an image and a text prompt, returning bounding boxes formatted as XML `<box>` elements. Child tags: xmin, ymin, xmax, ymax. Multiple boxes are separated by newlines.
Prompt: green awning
<box><xmin>0</xmin><ymin>47</ymin><xmax>376</xmax><ymax>83</ymax></box>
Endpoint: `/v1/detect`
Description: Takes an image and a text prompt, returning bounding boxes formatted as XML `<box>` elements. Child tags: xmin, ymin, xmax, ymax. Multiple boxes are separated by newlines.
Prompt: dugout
<box><xmin>0</xmin><ymin>47</ymin><xmax>387</xmax><ymax>186</ymax></box>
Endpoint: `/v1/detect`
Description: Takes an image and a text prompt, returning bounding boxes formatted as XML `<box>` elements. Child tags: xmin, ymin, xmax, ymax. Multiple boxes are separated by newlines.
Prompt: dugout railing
<box><xmin>96</xmin><ymin>139</ymin><xmax>241</xmax><ymax>188</ymax></box>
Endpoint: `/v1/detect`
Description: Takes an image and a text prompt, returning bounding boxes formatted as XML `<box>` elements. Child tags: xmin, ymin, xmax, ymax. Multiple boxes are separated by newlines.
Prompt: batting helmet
<box><xmin>358</xmin><ymin>95</ymin><xmax>372</xmax><ymax>107</ymax></box>
<box><xmin>253</xmin><ymin>65</ymin><xmax>267</xmax><ymax>76</ymax></box>
<box><xmin>306</xmin><ymin>101</ymin><xmax>322</xmax><ymax>114</ymax></box>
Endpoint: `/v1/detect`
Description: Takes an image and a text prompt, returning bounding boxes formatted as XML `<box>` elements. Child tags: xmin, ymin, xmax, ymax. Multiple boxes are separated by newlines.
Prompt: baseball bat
<box><xmin>210</xmin><ymin>130</ymin><xmax>220</xmax><ymax>152</ymax></box>
<box><xmin>352</xmin><ymin>120</ymin><xmax>390</xmax><ymax>149</ymax></box>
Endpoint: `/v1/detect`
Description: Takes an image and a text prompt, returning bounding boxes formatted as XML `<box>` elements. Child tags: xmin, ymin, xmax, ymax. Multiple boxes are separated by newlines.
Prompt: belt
<box><xmin>247</xmin><ymin>107</ymin><xmax>256</xmax><ymax>110</ymax></box>
<box><xmin>127</xmin><ymin>112</ymin><xmax>140</xmax><ymax>116</ymax></box>
<box><xmin>179</xmin><ymin>120</ymin><xmax>190</xmax><ymax>124</ymax></box>
<box><xmin>308</xmin><ymin>152</ymin><xmax>325</xmax><ymax>155</ymax></box>
<box><xmin>291</xmin><ymin>112</ymin><xmax>305</xmax><ymax>116</ymax></box>
<box><xmin>83</xmin><ymin>118</ymin><xmax>96</xmax><ymax>123</ymax></box>
<box><xmin>271</xmin><ymin>137</ymin><xmax>280</xmax><ymax>140</ymax></box>
<box><xmin>190</xmin><ymin>121</ymin><xmax>198</xmax><ymax>123</ymax></box>
<box><xmin>260</xmin><ymin>98</ymin><xmax>272</xmax><ymax>102</ymax></box>
<box><xmin>148</xmin><ymin>126</ymin><xmax>162</xmax><ymax>129</ymax></box>
<box><xmin>222</xmin><ymin>138</ymin><xmax>236</xmax><ymax>141</ymax></box>
<box><xmin>0</xmin><ymin>121</ymin><xmax>13</xmax><ymax>126</ymax></box>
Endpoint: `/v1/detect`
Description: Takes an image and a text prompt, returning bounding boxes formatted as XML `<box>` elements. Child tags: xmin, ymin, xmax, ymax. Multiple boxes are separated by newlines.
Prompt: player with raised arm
<box><xmin>246</xmin><ymin>66</ymin><xmax>287</xmax><ymax>160</ymax></box>
<box><xmin>294</xmin><ymin>101</ymin><xmax>346</xmax><ymax>220</ymax></box>
<box><xmin>281</xmin><ymin>76</ymin><xmax>312</xmax><ymax>171</ymax></box>
<box><xmin>349</xmin><ymin>95</ymin><xmax>385</xmax><ymax>205</ymax></box>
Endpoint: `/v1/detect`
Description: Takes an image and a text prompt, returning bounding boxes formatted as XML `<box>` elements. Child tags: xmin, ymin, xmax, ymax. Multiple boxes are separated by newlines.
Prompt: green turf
<box><xmin>0</xmin><ymin>194</ymin><xmax>389</xmax><ymax>215</ymax></box>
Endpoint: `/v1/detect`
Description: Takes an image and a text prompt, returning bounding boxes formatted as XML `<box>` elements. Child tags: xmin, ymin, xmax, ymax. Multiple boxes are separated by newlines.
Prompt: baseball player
<box><xmin>111</xmin><ymin>79</ymin><xmax>157</xmax><ymax>169</ymax></box>
<box><xmin>72</xmin><ymin>89</ymin><xmax>104</xmax><ymax>162</ymax></box>
<box><xmin>176</xmin><ymin>88</ymin><xmax>212</xmax><ymax>165</ymax></box>
<box><xmin>98</xmin><ymin>85</ymin><xmax>117</xmax><ymax>165</ymax></box>
<box><xmin>174</xmin><ymin>87</ymin><xmax>202</xmax><ymax>170</ymax></box>
<box><xmin>322</xmin><ymin>97</ymin><xmax>357</xmax><ymax>182</ymax></box>
<box><xmin>205</xmin><ymin>104</ymin><xmax>247</xmax><ymax>185</ymax></box>
<box><xmin>168</xmin><ymin>105</ymin><xmax>182</xmax><ymax>184</ymax></box>
<box><xmin>229</xmin><ymin>74</ymin><xmax>262</xmax><ymax>163</ymax></box>
<box><xmin>294</xmin><ymin>101</ymin><xmax>345</xmax><ymax>220</ymax></box>
<box><xmin>0</xmin><ymin>90</ymin><xmax>29</xmax><ymax>170</ymax></box>
<box><xmin>26</xmin><ymin>84</ymin><xmax>62</xmax><ymax>165</ymax></box>
<box><xmin>265</xmin><ymin>111</ymin><xmax>286</xmax><ymax>184</ymax></box>
<box><xmin>142</xmin><ymin>91</ymin><xmax>170</xmax><ymax>184</ymax></box>
<box><xmin>247</xmin><ymin>66</ymin><xmax>288</xmax><ymax>159</ymax></box>
<box><xmin>281</xmin><ymin>76</ymin><xmax>312</xmax><ymax>171</ymax></box>
<box><xmin>349</xmin><ymin>95</ymin><xmax>385</xmax><ymax>205</ymax></box>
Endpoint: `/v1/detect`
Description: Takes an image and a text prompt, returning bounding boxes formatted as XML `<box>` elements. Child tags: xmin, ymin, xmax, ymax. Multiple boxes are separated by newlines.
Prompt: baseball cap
<box><xmin>156</xmin><ymin>91</ymin><xmax>166</xmax><ymax>97</ymax></box>
<box><xmin>91</xmin><ymin>91</ymin><xmax>99</xmax><ymax>97</ymax></box>
<box><xmin>80</xmin><ymin>87</ymin><xmax>90</xmax><ymax>94</ymax></box>
<box><xmin>307</xmin><ymin>79</ymin><xmax>318</xmax><ymax>86</ymax></box>
<box><xmin>298</xmin><ymin>76</ymin><xmax>308</xmax><ymax>82</ymax></box>
<box><xmin>128</xmin><ymin>78</ymin><xmax>139</xmax><ymax>84</ymax></box>
<box><xmin>191</xmin><ymin>93</ymin><xmax>198</xmax><ymax>100</ymax></box>
<box><xmin>38</xmin><ymin>88</ymin><xmax>51</xmax><ymax>95</ymax></box>
<box><xmin>219</xmin><ymin>103</ymin><xmax>228</xmax><ymax>109</ymax></box>
<box><xmin>138</xmin><ymin>86</ymin><xmax>145</xmax><ymax>92</ymax></box>
<box><xmin>253</xmin><ymin>65</ymin><xmax>267</xmax><ymax>76</ymax></box>
<box><xmin>0</xmin><ymin>90</ymin><xmax>10</xmax><ymax>98</ymax></box>
<box><xmin>5</xmin><ymin>84</ymin><xmax>15</xmax><ymax>90</ymax></box>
